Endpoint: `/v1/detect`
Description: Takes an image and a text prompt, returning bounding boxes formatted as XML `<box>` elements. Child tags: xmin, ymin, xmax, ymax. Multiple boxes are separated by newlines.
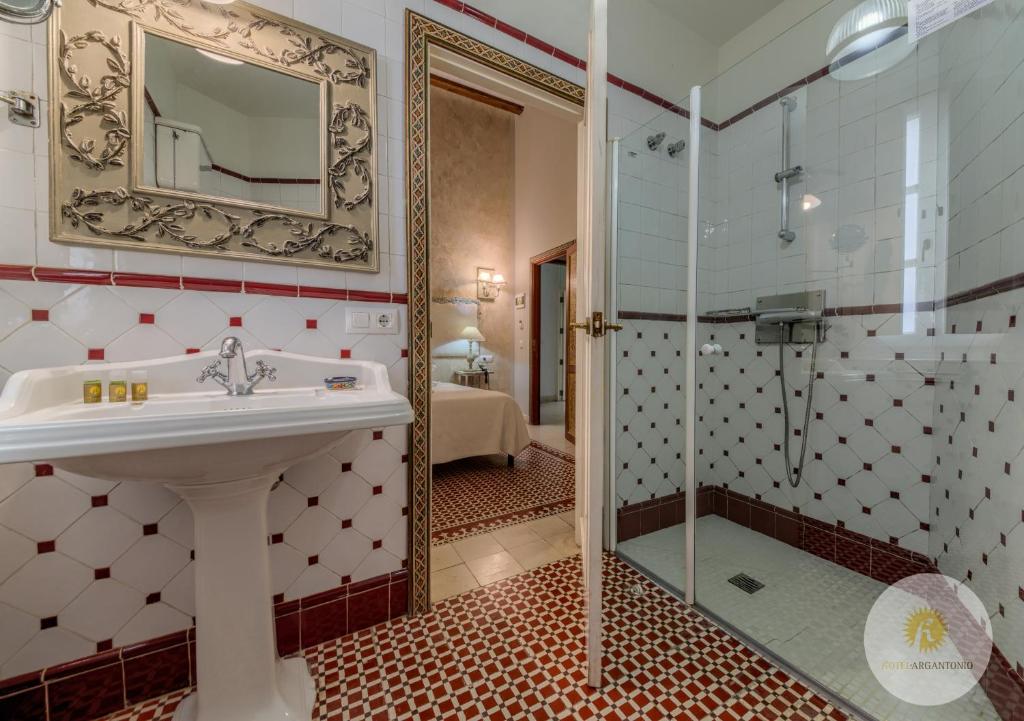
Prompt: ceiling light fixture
<box><xmin>826</xmin><ymin>0</ymin><xmax>914</xmax><ymax>81</ymax></box>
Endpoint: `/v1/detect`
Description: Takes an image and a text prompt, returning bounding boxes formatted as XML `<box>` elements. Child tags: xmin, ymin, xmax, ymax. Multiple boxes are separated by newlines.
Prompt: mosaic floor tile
<box><xmin>103</xmin><ymin>555</ymin><xmax>849</xmax><ymax>721</ymax></box>
<box><xmin>431</xmin><ymin>442</ymin><xmax>575</xmax><ymax>544</ymax></box>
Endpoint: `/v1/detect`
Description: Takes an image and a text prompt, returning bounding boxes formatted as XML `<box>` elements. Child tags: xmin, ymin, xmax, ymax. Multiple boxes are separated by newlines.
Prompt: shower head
<box><xmin>667</xmin><ymin>139</ymin><xmax>686</xmax><ymax>158</ymax></box>
<box><xmin>646</xmin><ymin>132</ymin><xmax>665</xmax><ymax>150</ymax></box>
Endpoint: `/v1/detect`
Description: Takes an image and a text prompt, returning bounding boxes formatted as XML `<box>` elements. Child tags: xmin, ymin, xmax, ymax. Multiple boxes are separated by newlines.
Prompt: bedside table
<box><xmin>455</xmin><ymin>369</ymin><xmax>490</xmax><ymax>389</ymax></box>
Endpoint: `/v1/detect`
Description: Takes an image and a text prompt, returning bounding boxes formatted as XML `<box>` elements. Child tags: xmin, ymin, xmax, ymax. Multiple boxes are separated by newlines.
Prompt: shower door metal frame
<box><xmin>683</xmin><ymin>85</ymin><xmax>700</xmax><ymax>605</ymax></box>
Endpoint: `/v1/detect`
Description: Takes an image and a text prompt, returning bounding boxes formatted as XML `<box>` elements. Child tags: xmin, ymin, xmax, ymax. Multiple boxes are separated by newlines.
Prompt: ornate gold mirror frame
<box><xmin>404</xmin><ymin>10</ymin><xmax>584</xmax><ymax>615</ymax></box>
<box><xmin>49</xmin><ymin>0</ymin><xmax>379</xmax><ymax>272</ymax></box>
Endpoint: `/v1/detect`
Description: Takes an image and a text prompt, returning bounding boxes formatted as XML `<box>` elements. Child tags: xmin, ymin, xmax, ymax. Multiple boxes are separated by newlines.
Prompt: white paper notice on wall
<box><xmin>908</xmin><ymin>0</ymin><xmax>995</xmax><ymax>42</ymax></box>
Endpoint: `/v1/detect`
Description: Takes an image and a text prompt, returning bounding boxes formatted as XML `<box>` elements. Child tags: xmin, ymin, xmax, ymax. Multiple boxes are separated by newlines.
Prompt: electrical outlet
<box><xmin>347</xmin><ymin>308</ymin><xmax>398</xmax><ymax>334</ymax></box>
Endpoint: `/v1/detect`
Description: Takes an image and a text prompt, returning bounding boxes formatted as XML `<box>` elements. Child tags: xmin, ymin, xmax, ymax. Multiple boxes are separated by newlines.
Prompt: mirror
<box><xmin>139</xmin><ymin>32</ymin><xmax>324</xmax><ymax>216</ymax></box>
<box><xmin>50</xmin><ymin>0</ymin><xmax>378</xmax><ymax>272</ymax></box>
<box><xmin>0</xmin><ymin>0</ymin><xmax>57</xmax><ymax>24</ymax></box>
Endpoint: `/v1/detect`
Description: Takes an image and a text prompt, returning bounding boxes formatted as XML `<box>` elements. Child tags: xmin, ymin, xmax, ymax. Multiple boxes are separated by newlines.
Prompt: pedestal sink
<box><xmin>0</xmin><ymin>348</ymin><xmax>413</xmax><ymax>721</ymax></box>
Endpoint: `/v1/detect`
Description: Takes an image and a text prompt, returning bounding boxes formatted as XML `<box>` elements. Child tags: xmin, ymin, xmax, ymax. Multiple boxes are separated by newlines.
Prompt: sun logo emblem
<box><xmin>904</xmin><ymin>607</ymin><xmax>947</xmax><ymax>653</ymax></box>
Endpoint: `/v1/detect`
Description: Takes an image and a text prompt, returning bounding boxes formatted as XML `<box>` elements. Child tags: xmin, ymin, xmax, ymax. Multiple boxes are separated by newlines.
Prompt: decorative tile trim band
<box><xmin>432</xmin><ymin>498</ymin><xmax>575</xmax><ymax>544</ymax></box>
<box><xmin>0</xmin><ymin>570</ymin><xmax>407</xmax><ymax>721</ymax></box>
<box><xmin>618</xmin><ymin>310</ymin><xmax>688</xmax><ymax>323</ymax></box>
<box><xmin>618</xmin><ymin>270</ymin><xmax>1024</xmax><ymax>325</ymax></box>
<box><xmin>208</xmin><ymin>163</ymin><xmax>321</xmax><ymax>186</ymax></box>
<box><xmin>0</xmin><ymin>264</ymin><xmax>406</xmax><ymax>305</ymax></box>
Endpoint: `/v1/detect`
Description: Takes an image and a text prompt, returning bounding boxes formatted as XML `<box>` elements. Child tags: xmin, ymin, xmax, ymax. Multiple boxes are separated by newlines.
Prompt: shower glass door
<box><xmin>690</xmin><ymin>3</ymin><xmax>1021</xmax><ymax>720</ymax></box>
<box><xmin>609</xmin><ymin>98</ymin><xmax>691</xmax><ymax>593</ymax></box>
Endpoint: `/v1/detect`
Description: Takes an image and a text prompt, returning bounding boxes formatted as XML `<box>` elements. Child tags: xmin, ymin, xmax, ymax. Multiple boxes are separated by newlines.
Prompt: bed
<box><xmin>431</xmin><ymin>382</ymin><xmax>531</xmax><ymax>464</ymax></box>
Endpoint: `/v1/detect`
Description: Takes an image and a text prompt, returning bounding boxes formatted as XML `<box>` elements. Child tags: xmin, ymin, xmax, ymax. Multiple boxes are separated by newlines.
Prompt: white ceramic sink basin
<box><xmin>0</xmin><ymin>349</ymin><xmax>411</xmax><ymax>480</ymax></box>
<box><xmin>0</xmin><ymin>348</ymin><xmax>413</xmax><ymax>721</ymax></box>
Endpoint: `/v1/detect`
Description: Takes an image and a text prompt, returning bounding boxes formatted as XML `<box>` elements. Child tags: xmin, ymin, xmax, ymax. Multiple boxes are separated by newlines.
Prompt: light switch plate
<box><xmin>346</xmin><ymin>308</ymin><xmax>399</xmax><ymax>334</ymax></box>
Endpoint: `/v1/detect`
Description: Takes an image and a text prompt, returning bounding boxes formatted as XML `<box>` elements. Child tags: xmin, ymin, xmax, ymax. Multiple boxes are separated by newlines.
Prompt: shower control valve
<box><xmin>774</xmin><ymin>165</ymin><xmax>803</xmax><ymax>183</ymax></box>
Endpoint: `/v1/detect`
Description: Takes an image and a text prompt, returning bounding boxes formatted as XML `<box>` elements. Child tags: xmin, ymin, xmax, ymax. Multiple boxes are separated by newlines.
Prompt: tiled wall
<box><xmin>933</xmin><ymin>288</ymin><xmax>1024</xmax><ymax>683</ymax></box>
<box><xmin>702</xmin><ymin>36</ymin><xmax>941</xmax><ymax>315</ymax></box>
<box><xmin>930</xmin><ymin>0</ymin><xmax>1024</xmax><ymax>682</ymax></box>
<box><xmin>695</xmin><ymin>315</ymin><xmax>935</xmax><ymax>555</ymax></box>
<box><xmin>613</xmin><ymin>318</ymin><xmax>686</xmax><ymax>508</ymax></box>
<box><xmin>0</xmin><ymin>280</ymin><xmax>409</xmax><ymax>679</ymax></box>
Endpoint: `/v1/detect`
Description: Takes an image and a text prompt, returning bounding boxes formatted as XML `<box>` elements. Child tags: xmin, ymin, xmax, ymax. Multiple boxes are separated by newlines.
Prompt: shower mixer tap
<box><xmin>646</xmin><ymin>132</ymin><xmax>666</xmax><ymax>150</ymax></box>
<box><xmin>667</xmin><ymin>139</ymin><xmax>686</xmax><ymax>158</ymax></box>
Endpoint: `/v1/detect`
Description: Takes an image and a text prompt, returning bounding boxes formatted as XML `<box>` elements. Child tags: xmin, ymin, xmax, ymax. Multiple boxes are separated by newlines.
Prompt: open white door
<box><xmin>575</xmin><ymin>0</ymin><xmax>608</xmax><ymax>690</ymax></box>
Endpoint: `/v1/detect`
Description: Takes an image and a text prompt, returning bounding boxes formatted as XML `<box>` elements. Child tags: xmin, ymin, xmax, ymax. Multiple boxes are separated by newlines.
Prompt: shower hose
<box><xmin>778</xmin><ymin>322</ymin><xmax>818</xmax><ymax>488</ymax></box>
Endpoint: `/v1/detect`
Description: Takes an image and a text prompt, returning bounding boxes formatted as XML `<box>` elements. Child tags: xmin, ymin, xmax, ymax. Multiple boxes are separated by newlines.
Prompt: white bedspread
<box><xmin>431</xmin><ymin>382</ymin><xmax>531</xmax><ymax>464</ymax></box>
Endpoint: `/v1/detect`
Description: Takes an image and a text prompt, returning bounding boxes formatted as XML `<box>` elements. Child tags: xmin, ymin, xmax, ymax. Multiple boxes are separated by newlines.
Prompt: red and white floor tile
<box><xmin>431</xmin><ymin>442</ymin><xmax>575</xmax><ymax>544</ymax></box>
<box><xmin>103</xmin><ymin>555</ymin><xmax>848</xmax><ymax>721</ymax></box>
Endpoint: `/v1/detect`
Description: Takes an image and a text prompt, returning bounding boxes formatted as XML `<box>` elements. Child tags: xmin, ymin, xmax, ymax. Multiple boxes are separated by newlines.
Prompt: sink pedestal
<box><xmin>170</xmin><ymin>474</ymin><xmax>314</xmax><ymax>721</ymax></box>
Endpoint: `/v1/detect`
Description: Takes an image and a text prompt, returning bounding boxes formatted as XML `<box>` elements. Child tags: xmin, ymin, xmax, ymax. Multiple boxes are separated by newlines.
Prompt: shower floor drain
<box><xmin>728</xmin><ymin>573</ymin><xmax>765</xmax><ymax>594</ymax></box>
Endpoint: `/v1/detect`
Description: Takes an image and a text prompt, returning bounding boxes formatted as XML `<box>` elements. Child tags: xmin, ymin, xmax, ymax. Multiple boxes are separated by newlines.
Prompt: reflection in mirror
<box><xmin>0</xmin><ymin>0</ymin><xmax>57</xmax><ymax>24</ymax></box>
<box><xmin>141</xmin><ymin>32</ymin><xmax>323</xmax><ymax>215</ymax></box>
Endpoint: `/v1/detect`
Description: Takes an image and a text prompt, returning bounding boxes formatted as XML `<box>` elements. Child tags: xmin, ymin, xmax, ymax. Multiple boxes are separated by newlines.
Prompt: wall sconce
<box><xmin>477</xmin><ymin>267</ymin><xmax>506</xmax><ymax>301</ymax></box>
<box><xmin>460</xmin><ymin>325</ymin><xmax>486</xmax><ymax>368</ymax></box>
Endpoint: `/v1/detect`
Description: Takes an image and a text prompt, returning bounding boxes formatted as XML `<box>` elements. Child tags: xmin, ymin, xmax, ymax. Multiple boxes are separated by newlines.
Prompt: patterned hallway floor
<box><xmin>104</xmin><ymin>555</ymin><xmax>848</xmax><ymax>721</ymax></box>
<box><xmin>431</xmin><ymin>442</ymin><xmax>575</xmax><ymax>544</ymax></box>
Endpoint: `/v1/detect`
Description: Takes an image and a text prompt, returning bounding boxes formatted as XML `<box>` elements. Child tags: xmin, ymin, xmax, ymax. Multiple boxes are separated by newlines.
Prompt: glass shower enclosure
<box><xmin>611</xmin><ymin>2</ymin><xmax>1024</xmax><ymax>719</ymax></box>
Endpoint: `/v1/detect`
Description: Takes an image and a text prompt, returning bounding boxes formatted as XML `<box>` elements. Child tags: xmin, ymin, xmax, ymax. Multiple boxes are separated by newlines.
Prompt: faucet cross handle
<box><xmin>251</xmin><ymin>360</ymin><xmax>277</xmax><ymax>382</ymax></box>
<box><xmin>197</xmin><ymin>359</ymin><xmax>226</xmax><ymax>385</ymax></box>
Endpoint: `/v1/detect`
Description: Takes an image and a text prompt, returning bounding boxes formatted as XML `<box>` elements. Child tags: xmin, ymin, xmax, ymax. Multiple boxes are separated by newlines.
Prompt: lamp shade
<box><xmin>460</xmin><ymin>325</ymin><xmax>486</xmax><ymax>342</ymax></box>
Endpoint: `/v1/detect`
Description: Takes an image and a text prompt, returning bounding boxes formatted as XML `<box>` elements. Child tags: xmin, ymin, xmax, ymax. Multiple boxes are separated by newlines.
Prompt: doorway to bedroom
<box><xmin>528</xmin><ymin>241</ymin><xmax>577</xmax><ymax>453</ymax></box>
<box><xmin>424</xmin><ymin>44</ymin><xmax>584</xmax><ymax>603</ymax></box>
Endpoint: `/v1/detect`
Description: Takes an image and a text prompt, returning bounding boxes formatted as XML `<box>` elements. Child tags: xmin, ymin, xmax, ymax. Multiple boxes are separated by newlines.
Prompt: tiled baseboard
<box><xmin>0</xmin><ymin>569</ymin><xmax>407</xmax><ymax>721</ymax></box>
<box><xmin>615</xmin><ymin>487</ymin><xmax>714</xmax><ymax>541</ymax></box>
<box><xmin>616</xmin><ymin>486</ymin><xmax>932</xmax><ymax>583</ymax></box>
<box><xmin>706</xmin><ymin>487</ymin><xmax>933</xmax><ymax>585</ymax></box>
<box><xmin>617</xmin><ymin>485</ymin><xmax>1024</xmax><ymax>721</ymax></box>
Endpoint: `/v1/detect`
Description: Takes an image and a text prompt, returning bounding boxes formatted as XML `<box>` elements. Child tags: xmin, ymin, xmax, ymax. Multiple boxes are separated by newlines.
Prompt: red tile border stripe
<box><xmin>0</xmin><ymin>265</ymin><xmax>407</xmax><ymax>305</ymax></box>
<box><xmin>618</xmin><ymin>270</ymin><xmax>1024</xmax><ymax>324</ymax></box>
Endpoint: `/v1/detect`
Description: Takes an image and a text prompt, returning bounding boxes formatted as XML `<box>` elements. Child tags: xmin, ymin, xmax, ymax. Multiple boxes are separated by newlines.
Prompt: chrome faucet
<box><xmin>197</xmin><ymin>337</ymin><xmax>277</xmax><ymax>396</ymax></box>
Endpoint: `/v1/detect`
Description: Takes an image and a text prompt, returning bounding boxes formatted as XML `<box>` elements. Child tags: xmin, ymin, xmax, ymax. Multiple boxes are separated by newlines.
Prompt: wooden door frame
<box><xmin>404</xmin><ymin>10</ymin><xmax>584</xmax><ymax>617</ymax></box>
<box><xmin>528</xmin><ymin>240</ymin><xmax>575</xmax><ymax>426</ymax></box>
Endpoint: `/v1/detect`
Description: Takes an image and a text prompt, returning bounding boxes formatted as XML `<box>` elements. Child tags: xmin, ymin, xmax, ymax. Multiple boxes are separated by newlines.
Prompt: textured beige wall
<box><xmin>510</xmin><ymin>106</ymin><xmax>578</xmax><ymax>413</ymax></box>
<box><xmin>428</xmin><ymin>87</ymin><xmax>516</xmax><ymax>395</ymax></box>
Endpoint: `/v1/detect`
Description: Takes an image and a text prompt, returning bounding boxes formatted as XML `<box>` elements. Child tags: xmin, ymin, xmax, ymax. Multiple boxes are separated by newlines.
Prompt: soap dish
<box><xmin>323</xmin><ymin>376</ymin><xmax>358</xmax><ymax>390</ymax></box>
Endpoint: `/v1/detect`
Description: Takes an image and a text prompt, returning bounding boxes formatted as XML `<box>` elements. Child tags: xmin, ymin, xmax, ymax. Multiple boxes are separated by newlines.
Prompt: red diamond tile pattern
<box><xmin>431</xmin><ymin>442</ymin><xmax>575</xmax><ymax>543</ymax></box>
<box><xmin>101</xmin><ymin>556</ymin><xmax>847</xmax><ymax>721</ymax></box>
